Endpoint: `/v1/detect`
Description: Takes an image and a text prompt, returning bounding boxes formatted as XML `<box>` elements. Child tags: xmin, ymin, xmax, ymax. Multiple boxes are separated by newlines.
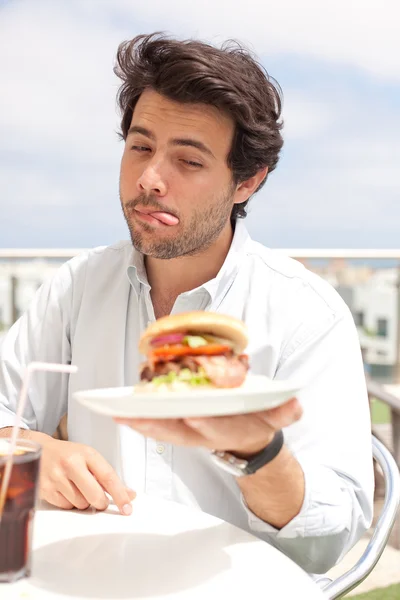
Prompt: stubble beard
<box><xmin>121</xmin><ymin>188</ymin><xmax>235</xmax><ymax>260</ymax></box>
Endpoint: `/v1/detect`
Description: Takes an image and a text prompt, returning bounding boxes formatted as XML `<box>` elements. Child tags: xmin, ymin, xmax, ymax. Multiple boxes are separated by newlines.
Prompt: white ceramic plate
<box><xmin>73</xmin><ymin>375</ymin><xmax>301</xmax><ymax>419</ymax></box>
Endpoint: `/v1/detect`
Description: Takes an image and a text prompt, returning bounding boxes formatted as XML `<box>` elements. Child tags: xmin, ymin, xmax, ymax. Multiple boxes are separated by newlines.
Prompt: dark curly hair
<box><xmin>114</xmin><ymin>33</ymin><xmax>284</xmax><ymax>220</ymax></box>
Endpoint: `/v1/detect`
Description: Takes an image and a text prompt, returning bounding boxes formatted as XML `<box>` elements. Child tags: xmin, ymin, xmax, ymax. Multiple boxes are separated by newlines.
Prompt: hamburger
<box><xmin>138</xmin><ymin>311</ymin><xmax>249</xmax><ymax>391</ymax></box>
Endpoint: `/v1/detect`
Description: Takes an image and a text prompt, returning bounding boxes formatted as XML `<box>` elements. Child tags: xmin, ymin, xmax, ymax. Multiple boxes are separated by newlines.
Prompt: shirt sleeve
<box><xmin>240</xmin><ymin>301</ymin><xmax>374</xmax><ymax>574</ymax></box>
<box><xmin>0</xmin><ymin>262</ymin><xmax>74</xmax><ymax>435</ymax></box>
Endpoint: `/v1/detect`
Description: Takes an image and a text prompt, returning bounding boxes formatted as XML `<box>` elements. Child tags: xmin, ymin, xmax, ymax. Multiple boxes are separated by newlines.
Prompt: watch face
<box><xmin>211</xmin><ymin>453</ymin><xmax>248</xmax><ymax>477</ymax></box>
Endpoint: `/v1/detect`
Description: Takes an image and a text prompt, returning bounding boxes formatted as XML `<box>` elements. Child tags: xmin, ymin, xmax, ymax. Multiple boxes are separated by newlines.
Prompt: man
<box><xmin>0</xmin><ymin>34</ymin><xmax>373</xmax><ymax>575</ymax></box>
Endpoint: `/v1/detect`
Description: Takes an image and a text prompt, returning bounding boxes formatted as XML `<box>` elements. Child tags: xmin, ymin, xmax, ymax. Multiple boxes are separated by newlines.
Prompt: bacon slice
<box><xmin>195</xmin><ymin>355</ymin><xmax>248</xmax><ymax>388</ymax></box>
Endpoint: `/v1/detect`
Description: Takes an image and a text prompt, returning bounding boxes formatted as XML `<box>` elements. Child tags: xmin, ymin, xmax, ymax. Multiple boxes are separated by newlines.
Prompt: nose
<box><xmin>136</xmin><ymin>160</ymin><xmax>167</xmax><ymax>197</ymax></box>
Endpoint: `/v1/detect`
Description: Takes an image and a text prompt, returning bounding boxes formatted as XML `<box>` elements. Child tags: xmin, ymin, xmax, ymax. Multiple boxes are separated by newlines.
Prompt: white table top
<box><xmin>4</xmin><ymin>494</ymin><xmax>326</xmax><ymax>599</ymax></box>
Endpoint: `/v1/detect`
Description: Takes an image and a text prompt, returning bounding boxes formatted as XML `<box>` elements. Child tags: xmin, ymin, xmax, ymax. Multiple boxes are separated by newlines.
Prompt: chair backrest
<box><xmin>322</xmin><ymin>435</ymin><xmax>400</xmax><ymax>599</ymax></box>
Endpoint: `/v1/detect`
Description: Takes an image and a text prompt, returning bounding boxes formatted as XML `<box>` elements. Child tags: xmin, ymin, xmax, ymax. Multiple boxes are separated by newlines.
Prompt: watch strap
<box><xmin>242</xmin><ymin>430</ymin><xmax>284</xmax><ymax>474</ymax></box>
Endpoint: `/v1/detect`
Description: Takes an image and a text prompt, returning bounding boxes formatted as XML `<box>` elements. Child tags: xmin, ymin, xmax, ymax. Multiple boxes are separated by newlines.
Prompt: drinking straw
<box><xmin>0</xmin><ymin>362</ymin><xmax>78</xmax><ymax>520</ymax></box>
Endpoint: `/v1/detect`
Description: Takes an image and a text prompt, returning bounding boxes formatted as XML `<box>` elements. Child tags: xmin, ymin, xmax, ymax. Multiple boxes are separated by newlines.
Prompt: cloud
<box><xmin>0</xmin><ymin>0</ymin><xmax>399</xmax><ymax>250</ymax></box>
<box><xmin>246</xmin><ymin>68</ymin><xmax>400</xmax><ymax>248</ymax></box>
<box><xmin>0</xmin><ymin>160</ymin><xmax>125</xmax><ymax>247</ymax></box>
<box><xmin>103</xmin><ymin>0</ymin><xmax>400</xmax><ymax>82</ymax></box>
<box><xmin>280</xmin><ymin>92</ymin><xmax>334</xmax><ymax>140</ymax></box>
<box><xmin>0</xmin><ymin>1</ymin><xmax>123</xmax><ymax>163</ymax></box>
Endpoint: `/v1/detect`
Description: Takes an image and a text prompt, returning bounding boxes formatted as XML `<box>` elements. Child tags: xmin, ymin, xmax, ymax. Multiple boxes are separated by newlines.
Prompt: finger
<box><xmin>126</xmin><ymin>488</ymin><xmax>137</xmax><ymax>501</ymax></box>
<box><xmin>72</xmin><ymin>468</ymin><xmax>110</xmax><ymax>511</ymax></box>
<box><xmin>185</xmin><ymin>413</ymin><xmax>274</xmax><ymax>451</ymax></box>
<box><xmin>43</xmin><ymin>467</ymin><xmax>89</xmax><ymax>510</ymax></box>
<box><xmin>55</xmin><ymin>477</ymin><xmax>91</xmax><ymax>511</ymax></box>
<box><xmin>116</xmin><ymin>418</ymin><xmax>206</xmax><ymax>446</ymax></box>
<box><xmin>60</xmin><ymin>451</ymin><xmax>110</xmax><ymax>511</ymax></box>
<box><xmin>85</xmin><ymin>450</ymin><xmax>134</xmax><ymax>516</ymax></box>
<box><xmin>184</xmin><ymin>397</ymin><xmax>301</xmax><ymax>438</ymax></box>
<box><xmin>44</xmin><ymin>488</ymin><xmax>75</xmax><ymax>510</ymax></box>
<box><xmin>255</xmin><ymin>397</ymin><xmax>303</xmax><ymax>429</ymax></box>
<box><xmin>101</xmin><ymin>487</ymin><xmax>137</xmax><ymax>503</ymax></box>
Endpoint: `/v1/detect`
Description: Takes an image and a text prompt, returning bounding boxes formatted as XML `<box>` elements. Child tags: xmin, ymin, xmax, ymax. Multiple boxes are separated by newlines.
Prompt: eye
<box><xmin>181</xmin><ymin>160</ymin><xmax>203</xmax><ymax>168</ymax></box>
<box><xmin>131</xmin><ymin>145</ymin><xmax>151</xmax><ymax>153</ymax></box>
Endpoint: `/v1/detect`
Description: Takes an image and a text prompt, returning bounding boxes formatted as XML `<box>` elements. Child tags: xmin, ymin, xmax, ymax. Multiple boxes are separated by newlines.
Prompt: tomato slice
<box><xmin>150</xmin><ymin>343</ymin><xmax>231</xmax><ymax>360</ymax></box>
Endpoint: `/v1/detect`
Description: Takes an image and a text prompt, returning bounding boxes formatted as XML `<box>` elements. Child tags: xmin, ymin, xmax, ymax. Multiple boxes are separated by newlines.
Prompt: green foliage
<box><xmin>370</xmin><ymin>399</ymin><xmax>391</xmax><ymax>425</ymax></box>
<box><xmin>351</xmin><ymin>583</ymin><xmax>400</xmax><ymax>599</ymax></box>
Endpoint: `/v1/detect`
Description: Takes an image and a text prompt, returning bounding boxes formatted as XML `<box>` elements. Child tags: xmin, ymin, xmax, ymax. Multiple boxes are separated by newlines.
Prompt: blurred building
<box><xmin>351</xmin><ymin>269</ymin><xmax>398</xmax><ymax>366</ymax></box>
<box><xmin>0</xmin><ymin>261</ymin><xmax>59</xmax><ymax>330</ymax></box>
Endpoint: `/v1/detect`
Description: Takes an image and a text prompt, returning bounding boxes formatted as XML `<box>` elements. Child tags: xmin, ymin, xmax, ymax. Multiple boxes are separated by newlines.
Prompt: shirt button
<box><xmin>156</xmin><ymin>444</ymin><xmax>165</xmax><ymax>455</ymax></box>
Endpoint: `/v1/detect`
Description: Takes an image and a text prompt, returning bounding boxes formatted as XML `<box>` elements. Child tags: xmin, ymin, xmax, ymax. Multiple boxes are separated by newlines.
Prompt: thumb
<box><xmin>126</xmin><ymin>488</ymin><xmax>137</xmax><ymax>501</ymax></box>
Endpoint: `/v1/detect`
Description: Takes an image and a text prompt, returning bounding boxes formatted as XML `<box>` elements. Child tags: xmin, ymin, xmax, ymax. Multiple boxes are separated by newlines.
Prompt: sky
<box><xmin>0</xmin><ymin>0</ymin><xmax>399</xmax><ymax>249</ymax></box>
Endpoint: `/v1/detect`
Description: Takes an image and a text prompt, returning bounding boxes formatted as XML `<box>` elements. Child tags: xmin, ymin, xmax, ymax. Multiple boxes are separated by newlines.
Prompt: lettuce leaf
<box><xmin>152</xmin><ymin>368</ymin><xmax>210</xmax><ymax>387</ymax></box>
<box><xmin>184</xmin><ymin>335</ymin><xmax>208</xmax><ymax>348</ymax></box>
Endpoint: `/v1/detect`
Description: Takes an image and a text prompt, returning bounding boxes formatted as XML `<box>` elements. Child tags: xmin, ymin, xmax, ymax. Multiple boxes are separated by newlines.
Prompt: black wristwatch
<box><xmin>210</xmin><ymin>430</ymin><xmax>284</xmax><ymax>477</ymax></box>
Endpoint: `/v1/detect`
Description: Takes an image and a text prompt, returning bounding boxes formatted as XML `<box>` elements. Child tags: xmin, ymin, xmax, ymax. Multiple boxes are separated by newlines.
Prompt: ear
<box><xmin>233</xmin><ymin>167</ymin><xmax>269</xmax><ymax>205</ymax></box>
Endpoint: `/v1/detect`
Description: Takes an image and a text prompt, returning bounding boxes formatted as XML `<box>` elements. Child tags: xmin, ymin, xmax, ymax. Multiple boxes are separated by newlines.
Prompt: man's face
<box><xmin>119</xmin><ymin>89</ymin><xmax>238</xmax><ymax>259</ymax></box>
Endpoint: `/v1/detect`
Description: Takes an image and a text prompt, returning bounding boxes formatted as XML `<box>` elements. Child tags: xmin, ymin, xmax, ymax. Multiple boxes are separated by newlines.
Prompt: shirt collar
<box><xmin>127</xmin><ymin>248</ymin><xmax>149</xmax><ymax>298</ymax></box>
<box><xmin>201</xmin><ymin>219</ymin><xmax>250</xmax><ymax>308</ymax></box>
<box><xmin>127</xmin><ymin>219</ymin><xmax>250</xmax><ymax>306</ymax></box>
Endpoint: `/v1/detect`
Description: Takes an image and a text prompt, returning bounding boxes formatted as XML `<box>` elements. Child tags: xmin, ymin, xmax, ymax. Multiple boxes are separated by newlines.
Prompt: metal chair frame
<box><xmin>322</xmin><ymin>435</ymin><xmax>400</xmax><ymax>599</ymax></box>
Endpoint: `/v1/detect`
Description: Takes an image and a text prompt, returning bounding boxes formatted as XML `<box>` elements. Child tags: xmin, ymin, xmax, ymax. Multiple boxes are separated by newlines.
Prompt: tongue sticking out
<box><xmin>149</xmin><ymin>212</ymin><xmax>179</xmax><ymax>226</ymax></box>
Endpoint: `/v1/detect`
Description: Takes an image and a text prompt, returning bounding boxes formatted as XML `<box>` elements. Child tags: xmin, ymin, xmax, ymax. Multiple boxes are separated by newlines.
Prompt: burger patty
<box><xmin>140</xmin><ymin>354</ymin><xmax>249</xmax><ymax>388</ymax></box>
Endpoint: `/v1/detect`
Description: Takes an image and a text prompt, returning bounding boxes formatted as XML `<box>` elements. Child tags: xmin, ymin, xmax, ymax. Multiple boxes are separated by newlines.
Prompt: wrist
<box><xmin>20</xmin><ymin>430</ymin><xmax>54</xmax><ymax>446</ymax></box>
<box><xmin>226</xmin><ymin>432</ymin><xmax>276</xmax><ymax>459</ymax></box>
<box><xmin>211</xmin><ymin>431</ymin><xmax>284</xmax><ymax>477</ymax></box>
<box><xmin>0</xmin><ymin>427</ymin><xmax>33</xmax><ymax>440</ymax></box>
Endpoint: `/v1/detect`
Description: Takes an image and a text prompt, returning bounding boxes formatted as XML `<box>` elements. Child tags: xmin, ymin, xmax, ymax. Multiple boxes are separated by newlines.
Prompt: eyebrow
<box><xmin>127</xmin><ymin>125</ymin><xmax>215</xmax><ymax>159</ymax></box>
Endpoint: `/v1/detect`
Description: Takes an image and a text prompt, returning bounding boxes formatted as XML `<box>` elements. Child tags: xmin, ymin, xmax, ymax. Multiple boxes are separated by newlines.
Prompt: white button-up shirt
<box><xmin>0</xmin><ymin>220</ymin><xmax>374</xmax><ymax>575</ymax></box>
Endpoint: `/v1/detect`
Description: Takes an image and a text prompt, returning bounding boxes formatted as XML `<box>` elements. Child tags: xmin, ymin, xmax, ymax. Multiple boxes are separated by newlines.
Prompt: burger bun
<box><xmin>139</xmin><ymin>311</ymin><xmax>248</xmax><ymax>355</ymax></box>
